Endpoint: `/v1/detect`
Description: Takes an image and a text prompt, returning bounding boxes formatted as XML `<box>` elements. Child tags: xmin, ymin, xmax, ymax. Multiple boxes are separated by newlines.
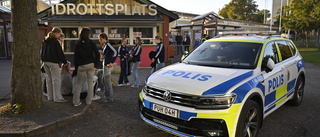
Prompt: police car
<box><xmin>138</xmin><ymin>32</ymin><xmax>305</xmax><ymax>137</ymax></box>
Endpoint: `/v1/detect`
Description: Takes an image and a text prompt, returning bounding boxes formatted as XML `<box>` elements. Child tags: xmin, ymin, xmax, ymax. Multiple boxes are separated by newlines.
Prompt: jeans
<box><xmin>43</xmin><ymin>62</ymin><xmax>65</xmax><ymax>101</ymax></box>
<box><xmin>103</xmin><ymin>65</ymin><xmax>114</xmax><ymax>101</ymax></box>
<box><xmin>73</xmin><ymin>63</ymin><xmax>94</xmax><ymax>105</ymax></box>
<box><xmin>132</xmin><ymin>62</ymin><xmax>140</xmax><ymax>86</ymax></box>
<box><xmin>95</xmin><ymin>69</ymin><xmax>104</xmax><ymax>89</ymax></box>
<box><xmin>151</xmin><ymin>62</ymin><xmax>165</xmax><ymax>73</ymax></box>
<box><xmin>118</xmin><ymin>59</ymin><xmax>129</xmax><ymax>84</ymax></box>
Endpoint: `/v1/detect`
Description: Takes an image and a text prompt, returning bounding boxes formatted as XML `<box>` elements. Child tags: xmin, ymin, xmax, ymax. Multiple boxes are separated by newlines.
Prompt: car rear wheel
<box><xmin>236</xmin><ymin>100</ymin><xmax>262</xmax><ymax>137</ymax></box>
<box><xmin>288</xmin><ymin>76</ymin><xmax>304</xmax><ymax>106</ymax></box>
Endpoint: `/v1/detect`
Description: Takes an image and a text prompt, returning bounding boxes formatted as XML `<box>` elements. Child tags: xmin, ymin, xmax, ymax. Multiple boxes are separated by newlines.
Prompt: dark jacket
<box><xmin>117</xmin><ymin>45</ymin><xmax>129</xmax><ymax>60</ymax></box>
<box><xmin>129</xmin><ymin>44</ymin><xmax>142</xmax><ymax>62</ymax></box>
<box><xmin>103</xmin><ymin>42</ymin><xmax>117</xmax><ymax>66</ymax></box>
<box><xmin>184</xmin><ymin>35</ymin><xmax>191</xmax><ymax>45</ymax></box>
<box><xmin>41</xmin><ymin>38</ymin><xmax>67</xmax><ymax>64</ymax></box>
<box><xmin>155</xmin><ymin>42</ymin><xmax>165</xmax><ymax>63</ymax></box>
<box><xmin>74</xmin><ymin>39</ymin><xmax>100</xmax><ymax>68</ymax></box>
<box><xmin>175</xmin><ymin>35</ymin><xmax>183</xmax><ymax>45</ymax></box>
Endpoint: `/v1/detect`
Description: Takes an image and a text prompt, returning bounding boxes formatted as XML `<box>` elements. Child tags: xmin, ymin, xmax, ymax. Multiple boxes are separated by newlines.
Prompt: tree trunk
<box><xmin>11</xmin><ymin>0</ymin><xmax>42</xmax><ymax>111</ymax></box>
<box><xmin>317</xmin><ymin>28</ymin><xmax>320</xmax><ymax>49</ymax></box>
<box><xmin>305</xmin><ymin>31</ymin><xmax>309</xmax><ymax>48</ymax></box>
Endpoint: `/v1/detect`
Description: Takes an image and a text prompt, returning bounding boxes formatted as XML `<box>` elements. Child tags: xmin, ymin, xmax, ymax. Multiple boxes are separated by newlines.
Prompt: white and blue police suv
<box><xmin>139</xmin><ymin>34</ymin><xmax>305</xmax><ymax>137</ymax></box>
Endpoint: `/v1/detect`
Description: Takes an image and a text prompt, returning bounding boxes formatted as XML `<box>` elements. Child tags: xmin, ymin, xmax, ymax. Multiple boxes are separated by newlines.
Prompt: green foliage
<box><xmin>282</xmin><ymin>0</ymin><xmax>320</xmax><ymax>48</ymax></box>
<box><xmin>218</xmin><ymin>0</ymin><xmax>259</xmax><ymax>22</ymax></box>
<box><xmin>282</xmin><ymin>0</ymin><xmax>320</xmax><ymax>32</ymax></box>
<box><xmin>299</xmin><ymin>50</ymin><xmax>320</xmax><ymax>66</ymax></box>
<box><xmin>251</xmin><ymin>9</ymin><xmax>271</xmax><ymax>23</ymax></box>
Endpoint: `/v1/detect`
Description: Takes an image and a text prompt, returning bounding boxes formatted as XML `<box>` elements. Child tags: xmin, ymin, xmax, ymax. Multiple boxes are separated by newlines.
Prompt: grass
<box><xmin>298</xmin><ymin>48</ymin><xmax>320</xmax><ymax>66</ymax></box>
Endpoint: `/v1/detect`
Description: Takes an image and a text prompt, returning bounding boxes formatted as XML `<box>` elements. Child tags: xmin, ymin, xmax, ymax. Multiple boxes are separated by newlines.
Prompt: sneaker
<box><xmin>97</xmin><ymin>88</ymin><xmax>101</xmax><ymax>92</ymax></box>
<box><xmin>102</xmin><ymin>98</ymin><xmax>114</xmax><ymax>103</ymax></box>
<box><xmin>54</xmin><ymin>99</ymin><xmax>68</xmax><ymax>103</ymax></box>
<box><xmin>124</xmin><ymin>83</ymin><xmax>130</xmax><ymax>86</ymax></box>
<box><xmin>131</xmin><ymin>85</ymin><xmax>139</xmax><ymax>88</ymax></box>
<box><xmin>74</xmin><ymin>102</ymin><xmax>82</xmax><ymax>107</ymax></box>
<box><xmin>117</xmin><ymin>84</ymin><xmax>124</xmax><ymax>87</ymax></box>
<box><xmin>92</xmin><ymin>95</ymin><xmax>101</xmax><ymax>100</ymax></box>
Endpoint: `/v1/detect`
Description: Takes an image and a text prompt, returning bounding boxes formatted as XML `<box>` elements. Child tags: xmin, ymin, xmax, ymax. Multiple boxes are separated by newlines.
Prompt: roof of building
<box><xmin>191</xmin><ymin>11</ymin><xmax>224</xmax><ymax>22</ymax></box>
<box><xmin>0</xmin><ymin>6</ymin><xmax>10</xmax><ymax>13</ymax></box>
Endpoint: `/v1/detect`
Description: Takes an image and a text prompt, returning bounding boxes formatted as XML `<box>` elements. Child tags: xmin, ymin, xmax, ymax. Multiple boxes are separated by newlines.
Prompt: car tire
<box><xmin>288</xmin><ymin>76</ymin><xmax>304</xmax><ymax>106</ymax></box>
<box><xmin>236</xmin><ymin>100</ymin><xmax>262</xmax><ymax>137</ymax></box>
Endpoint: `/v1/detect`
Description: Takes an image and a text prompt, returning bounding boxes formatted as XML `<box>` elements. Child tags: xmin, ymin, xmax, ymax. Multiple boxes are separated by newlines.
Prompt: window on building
<box><xmin>133</xmin><ymin>27</ymin><xmax>153</xmax><ymax>44</ymax></box>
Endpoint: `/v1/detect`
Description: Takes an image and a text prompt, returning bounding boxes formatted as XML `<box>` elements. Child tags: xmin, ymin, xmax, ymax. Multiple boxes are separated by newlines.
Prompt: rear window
<box><xmin>276</xmin><ymin>41</ymin><xmax>295</xmax><ymax>61</ymax></box>
<box><xmin>183</xmin><ymin>42</ymin><xmax>262</xmax><ymax>69</ymax></box>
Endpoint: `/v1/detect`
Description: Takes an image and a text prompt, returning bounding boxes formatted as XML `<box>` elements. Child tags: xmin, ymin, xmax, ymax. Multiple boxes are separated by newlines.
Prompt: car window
<box><xmin>184</xmin><ymin>42</ymin><xmax>262</xmax><ymax>69</ymax></box>
<box><xmin>286</xmin><ymin>41</ymin><xmax>297</xmax><ymax>56</ymax></box>
<box><xmin>263</xmin><ymin>41</ymin><xmax>279</xmax><ymax>64</ymax></box>
<box><xmin>276</xmin><ymin>41</ymin><xmax>294</xmax><ymax>61</ymax></box>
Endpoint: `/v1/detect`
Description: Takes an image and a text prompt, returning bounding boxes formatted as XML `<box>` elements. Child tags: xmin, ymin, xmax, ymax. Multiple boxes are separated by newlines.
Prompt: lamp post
<box><xmin>279</xmin><ymin>0</ymin><xmax>283</xmax><ymax>33</ymax></box>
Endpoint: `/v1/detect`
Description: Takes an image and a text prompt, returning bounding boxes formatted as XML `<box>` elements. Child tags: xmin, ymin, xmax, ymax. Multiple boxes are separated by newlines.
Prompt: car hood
<box><xmin>146</xmin><ymin>63</ymin><xmax>253</xmax><ymax>96</ymax></box>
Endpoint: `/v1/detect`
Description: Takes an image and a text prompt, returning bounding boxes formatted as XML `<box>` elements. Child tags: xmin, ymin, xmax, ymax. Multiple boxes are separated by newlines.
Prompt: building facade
<box><xmin>38</xmin><ymin>0</ymin><xmax>178</xmax><ymax>67</ymax></box>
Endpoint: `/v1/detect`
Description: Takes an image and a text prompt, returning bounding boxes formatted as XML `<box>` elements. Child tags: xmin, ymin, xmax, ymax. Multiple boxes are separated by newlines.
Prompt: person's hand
<box><xmin>152</xmin><ymin>58</ymin><xmax>155</xmax><ymax>62</ymax></box>
<box><xmin>124</xmin><ymin>56</ymin><xmax>127</xmax><ymax>59</ymax></box>
<box><xmin>107</xmin><ymin>63</ymin><xmax>113</xmax><ymax>67</ymax></box>
<box><xmin>63</xmin><ymin>62</ymin><xmax>69</xmax><ymax>66</ymax></box>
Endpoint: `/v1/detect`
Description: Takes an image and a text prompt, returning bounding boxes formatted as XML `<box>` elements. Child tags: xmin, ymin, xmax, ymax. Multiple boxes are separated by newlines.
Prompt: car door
<box><xmin>261</xmin><ymin>41</ymin><xmax>287</xmax><ymax>115</ymax></box>
<box><xmin>276</xmin><ymin>40</ymin><xmax>298</xmax><ymax>99</ymax></box>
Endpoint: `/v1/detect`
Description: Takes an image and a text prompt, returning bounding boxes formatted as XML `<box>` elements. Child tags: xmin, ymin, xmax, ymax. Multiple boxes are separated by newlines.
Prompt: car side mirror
<box><xmin>262</xmin><ymin>57</ymin><xmax>275</xmax><ymax>73</ymax></box>
<box><xmin>181</xmin><ymin>51</ymin><xmax>189</xmax><ymax>61</ymax></box>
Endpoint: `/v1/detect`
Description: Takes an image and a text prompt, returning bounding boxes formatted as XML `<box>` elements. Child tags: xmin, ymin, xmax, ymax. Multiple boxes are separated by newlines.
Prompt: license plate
<box><xmin>152</xmin><ymin>104</ymin><xmax>179</xmax><ymax>118</ymax></box>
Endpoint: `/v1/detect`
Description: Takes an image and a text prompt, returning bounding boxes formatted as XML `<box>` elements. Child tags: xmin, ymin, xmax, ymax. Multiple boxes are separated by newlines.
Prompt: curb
<box><xmin>0</xmin><ymin>104</ymin><xmax>91</xmax><ymax>137</ymax></box>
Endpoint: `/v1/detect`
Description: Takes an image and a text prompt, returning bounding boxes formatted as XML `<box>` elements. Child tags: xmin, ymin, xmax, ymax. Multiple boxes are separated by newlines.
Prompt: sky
<box><xmin>150</xmin><ymin>0</ymin><xmax>273</xmax><ymax>15</ymax></box>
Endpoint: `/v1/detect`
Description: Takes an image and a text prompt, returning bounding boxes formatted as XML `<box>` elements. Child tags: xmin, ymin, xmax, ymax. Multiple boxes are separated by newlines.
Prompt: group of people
<box><xmin>41</xmin><ymin>27</ymin><xmax>166</xmax><ymax>107</ymax></box>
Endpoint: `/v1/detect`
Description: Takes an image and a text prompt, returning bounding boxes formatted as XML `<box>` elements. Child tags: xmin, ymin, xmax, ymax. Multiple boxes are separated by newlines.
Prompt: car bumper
<box><xmin>139</xmin><ymin>99</ymin><xmax>230</xmax><ymax>137</ymax></box>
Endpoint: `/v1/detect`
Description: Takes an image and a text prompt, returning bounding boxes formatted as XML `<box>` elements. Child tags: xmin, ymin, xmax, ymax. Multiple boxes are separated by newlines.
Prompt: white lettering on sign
<box><xmin>52</xmin><ymin>3</ymin><xmax>158</xmax><ymax>16</ymax></box>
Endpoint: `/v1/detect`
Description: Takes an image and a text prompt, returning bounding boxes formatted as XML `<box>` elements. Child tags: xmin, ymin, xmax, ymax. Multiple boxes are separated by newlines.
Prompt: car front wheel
<box><xmin>236</xmin><ymin>100</ymin><xmax>262</xmax><ymax>137</ymax></box>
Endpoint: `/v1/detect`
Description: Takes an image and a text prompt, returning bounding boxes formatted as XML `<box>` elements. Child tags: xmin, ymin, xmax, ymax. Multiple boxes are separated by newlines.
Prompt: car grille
<box><xmin>144</xmin><ymin>86</ymin><xmax>200</xmax><ymax>108</ymax></box>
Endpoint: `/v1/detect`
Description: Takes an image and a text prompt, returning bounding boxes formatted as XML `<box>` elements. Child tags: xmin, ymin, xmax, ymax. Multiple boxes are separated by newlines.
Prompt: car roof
<box><xmin>207</xmin><ymin>36</ymin><xmax>289</xmax><ymax>43</ymax></box>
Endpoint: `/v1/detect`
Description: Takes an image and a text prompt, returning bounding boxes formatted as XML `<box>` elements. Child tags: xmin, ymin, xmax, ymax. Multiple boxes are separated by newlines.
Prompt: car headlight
<box><xmin>142</xmin><ymin>85</ymin><xmax>149</xmax><ymax>93</ymax></box>
<box><xmin>195</xmin><ymin>94</ymin><xmax>237</xmax><ymax>109</ymax></box>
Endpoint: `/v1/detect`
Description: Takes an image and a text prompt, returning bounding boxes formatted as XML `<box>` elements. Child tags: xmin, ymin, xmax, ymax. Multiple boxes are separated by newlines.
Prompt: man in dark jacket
<box><xmin>184</xmin><ymin>33</ymin><xmax>191</xmax><ymax>52</ymax></box>
<box><xmin>175</xmin><ymin>33</ymin><xmax>183</xmax><ymax>55</ymax></box>
<box><xmin>99</xmin><ymin>33</ymin><xmax>117</xmax><ymax>102</ymax></box>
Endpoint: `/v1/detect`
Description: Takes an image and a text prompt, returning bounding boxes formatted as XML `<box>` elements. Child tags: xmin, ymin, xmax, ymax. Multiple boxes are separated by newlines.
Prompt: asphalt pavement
<box><xmin>2</xmin><ymin>59</ymin><xmax>320</xmax><ymax>137</ymax></box>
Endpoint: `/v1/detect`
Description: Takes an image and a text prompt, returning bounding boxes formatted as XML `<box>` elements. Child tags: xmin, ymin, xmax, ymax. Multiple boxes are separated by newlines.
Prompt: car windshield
<box><xmin>183</xmin><ymin>41</ymin><xmax>262</xmax><ymax>69</ymax></box>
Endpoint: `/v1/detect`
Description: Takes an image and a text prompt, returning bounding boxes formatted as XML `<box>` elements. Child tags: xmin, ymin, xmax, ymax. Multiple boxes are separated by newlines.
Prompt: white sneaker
<box><xmin>117</xmin><ymin>84</ymin><xmax>124</xmax><ymax>87</ymax></box>
<box><xmin>124</xmin><ymin>83</ymin><xmax>130</xmax><ymax>86</ymax></box>
<box><xmin>92</xmin><ymin>95</ymin><xmax>101</xmax><ymax>100</ymax></box>
<box><xmin>131</xmin><ymin>85</ymin><xmax>139</xmax><ymax>88</ymax></box>
<box><xmin>97</xmin><ymin>88</ymin><xmax>101</xmax><ymax>92</ymax></box>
